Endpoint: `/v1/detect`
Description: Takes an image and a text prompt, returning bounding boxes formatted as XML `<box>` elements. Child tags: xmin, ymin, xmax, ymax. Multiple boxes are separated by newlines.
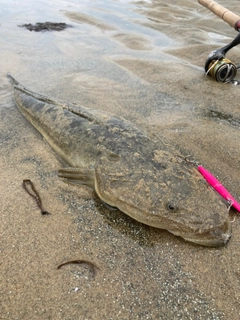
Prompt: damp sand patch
<box><xmin>19</xmin><ymin>22</ymin><xmax>72</xmax><ymax>32</ymax></box>
<box><xmin>64</xmin><ymin>11</ymin><xmax>116</xmax><ymax>31</ymax></box>
<box><xmin>205</xmin><ymin>109</ymin><xmax>240</xmax><ymax>128</ymax></box>
<box><xmin>113</xmin><ymin>33</ymin><xmax>152</xmax><ymax>50</ymax></box>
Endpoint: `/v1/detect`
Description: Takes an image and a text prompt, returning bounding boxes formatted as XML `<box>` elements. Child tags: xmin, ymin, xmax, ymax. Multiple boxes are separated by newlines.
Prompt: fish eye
<box><xmin>166</xmin><ymin>202</ymin><xmax>178</xmax><ymax>212</ymax></box>
<box><xmin>106</xmin><ymin>152</ymin><xmax>120</xmax><ymax>162</ymax></box>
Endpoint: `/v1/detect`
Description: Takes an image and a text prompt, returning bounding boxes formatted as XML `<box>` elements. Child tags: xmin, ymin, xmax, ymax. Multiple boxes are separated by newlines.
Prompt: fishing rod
<box><xmin>198</xmin><ymin>0</ymin><xmax>240</xmax><ymax>83</ymax></box>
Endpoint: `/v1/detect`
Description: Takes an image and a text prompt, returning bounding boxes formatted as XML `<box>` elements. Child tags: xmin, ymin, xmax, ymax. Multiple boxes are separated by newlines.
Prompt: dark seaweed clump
<box><xmin>19</xmin><ymin>22</ymin><xmax>72</xmax><ymax>32</ymax></box>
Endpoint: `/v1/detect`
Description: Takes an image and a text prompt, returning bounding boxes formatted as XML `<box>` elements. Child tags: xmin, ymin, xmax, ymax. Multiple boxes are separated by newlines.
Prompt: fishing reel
<box><xmin>205</xmin><ymin>32</ymin><xmax>240</xmax><ymax>84</ymax></box>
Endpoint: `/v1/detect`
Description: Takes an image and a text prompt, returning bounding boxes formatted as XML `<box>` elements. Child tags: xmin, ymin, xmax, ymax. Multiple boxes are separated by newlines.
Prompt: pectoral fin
<box><xmin>58</xmin><ymin>167</ymin><xmax>95</xmax><ymax>188</ymax></box>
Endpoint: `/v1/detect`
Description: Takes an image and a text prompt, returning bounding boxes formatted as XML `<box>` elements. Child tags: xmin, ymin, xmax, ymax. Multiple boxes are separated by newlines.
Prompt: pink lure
<box><xmin>198</xmin><ymin>165</ymin><xmax>240</xmax><ymax>212</ymax></box>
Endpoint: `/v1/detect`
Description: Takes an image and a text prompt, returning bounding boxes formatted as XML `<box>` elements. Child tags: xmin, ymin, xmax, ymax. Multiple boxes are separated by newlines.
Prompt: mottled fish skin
<box><xmin>8</xmin><ymin>74</ymin><xmax>232</xmax><ymax>246</ymax></box>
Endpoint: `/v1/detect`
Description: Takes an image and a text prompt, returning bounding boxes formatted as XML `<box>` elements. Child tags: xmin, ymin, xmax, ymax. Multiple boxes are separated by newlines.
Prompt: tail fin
<box><xmin>7</xmin><ymin>73</ymin><xmax>20</xmax><ymax>86</ymax></box>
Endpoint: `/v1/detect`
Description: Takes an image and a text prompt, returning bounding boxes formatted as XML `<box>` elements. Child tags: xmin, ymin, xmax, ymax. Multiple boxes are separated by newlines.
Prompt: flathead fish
<box><xmin>8</xmin><ymin>74</ymin><xmax>232</xmax><ymax>246</ymax></box>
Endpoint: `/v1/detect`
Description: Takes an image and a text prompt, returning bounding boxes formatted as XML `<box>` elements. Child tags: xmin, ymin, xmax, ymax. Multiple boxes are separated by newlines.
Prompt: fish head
<box><xmin>94</xmin><ymin>151</ymin><xmax>231</xmax><ymax>247</ymax></box>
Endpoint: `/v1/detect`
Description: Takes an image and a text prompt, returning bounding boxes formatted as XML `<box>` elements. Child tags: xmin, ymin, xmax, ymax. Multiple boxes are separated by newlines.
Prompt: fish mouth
<box><xmin>168</xmin><ymin>219</ymin><xmax>232</xmax><ymax>247</ymax></box>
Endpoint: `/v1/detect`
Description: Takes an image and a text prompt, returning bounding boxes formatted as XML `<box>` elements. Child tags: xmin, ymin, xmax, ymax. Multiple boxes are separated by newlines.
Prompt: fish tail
<box><xmin>8</xmin><ymin>73</ymin><xmax>60</xmax><ymax>106</ymax></box>
<box><xmin>7</xmin><ymin>73</ymin><xmax>20</xmax><ymax>86</ymax></box>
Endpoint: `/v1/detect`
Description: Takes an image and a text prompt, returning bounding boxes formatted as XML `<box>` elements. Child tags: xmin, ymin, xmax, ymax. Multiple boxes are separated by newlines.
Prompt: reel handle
<box><xmin>198</xmin><ymin>0</ymin><xmax>240</xmax><ymax>31</ymax></box>
<box><xmin>204</xmin><ymin>32</ymin><xmax>240</xmax><ymax>72</ymax></box>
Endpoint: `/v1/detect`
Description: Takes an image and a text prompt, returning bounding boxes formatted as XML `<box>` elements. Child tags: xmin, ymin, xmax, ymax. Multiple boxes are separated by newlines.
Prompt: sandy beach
<box><xmin>1</xmin><ymin>0</ymin><xmax>240</xmax><ymax>319</ymax></box>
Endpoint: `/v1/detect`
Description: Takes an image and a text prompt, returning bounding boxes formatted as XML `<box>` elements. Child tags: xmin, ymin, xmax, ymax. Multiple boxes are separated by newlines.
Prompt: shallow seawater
<box><xmin>1</xmin><ymin>0</ymin><xmax>240</xmax><ymax>319</ymax></box>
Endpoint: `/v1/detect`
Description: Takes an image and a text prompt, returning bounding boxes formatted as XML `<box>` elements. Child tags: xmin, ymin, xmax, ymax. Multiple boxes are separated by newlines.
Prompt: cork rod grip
<box><xmin>198</xmin><ymin>0</ymin><xmax>240</xmax><ymax>30</ymax></box>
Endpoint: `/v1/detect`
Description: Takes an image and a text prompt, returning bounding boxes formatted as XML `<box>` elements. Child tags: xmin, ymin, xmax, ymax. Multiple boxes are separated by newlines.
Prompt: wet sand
<box><xmin>1</xmin><ymin>0</ymin><xmax>240</xmax><ymax>319</ymax></box>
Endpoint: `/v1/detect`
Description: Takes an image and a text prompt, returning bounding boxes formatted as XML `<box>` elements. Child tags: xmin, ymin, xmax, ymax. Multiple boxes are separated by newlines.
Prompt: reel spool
<box><xmin>198</xmin><ymin>1</ymin><xmax>240</xmax><ymax>84</ymax></box>
<box><xmin>204</xmin><ymin>32</ymin><xmax>240</xmax><ymax>84</ymax></box>
<box><xmin>206</xmin><ymin>58</ymin><xmax>237</xmax><ymax>83</ymax></box>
